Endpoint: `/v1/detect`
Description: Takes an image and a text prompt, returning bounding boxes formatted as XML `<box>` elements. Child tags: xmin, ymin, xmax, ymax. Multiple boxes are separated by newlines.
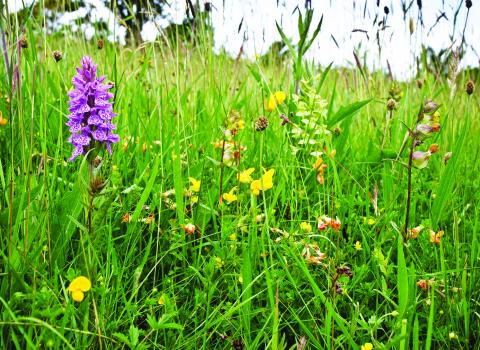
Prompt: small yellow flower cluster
<box><xmin>221</xmin><ymin>168</ymin><xmax>275</xmax><ymax>203</ymax></box>
<box><xmin>361</xmin><ymin>343</ymin><xmax>373</xmax><ymax>350</ymax></box>
<box><xmin>300</xmin><ymin>222</ymin><xmax>312</xmax><ymax>233</ymax></box>
<box><xmin>67</xmin><ymin>276</ymin><xmax>91</xmax><ymax>302</ymax></box>
<box><xmin>250</xmin><ymin>169</ymin><xmax>275</xmax><ymax>196</ymax></box>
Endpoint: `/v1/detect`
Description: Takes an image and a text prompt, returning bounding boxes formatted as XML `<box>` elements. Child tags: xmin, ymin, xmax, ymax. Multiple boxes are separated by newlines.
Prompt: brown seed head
<box><xmin>386</xmin><ymin>98</ymin><xmax>396</xmax><ymax>111</ymax></box>
<box><xmin>254</xmin><ymin>116</ymin><xmax>269</xmax><ymax>131</ymax></box>
<box><xmin>53</xmin><ymin>50</ymin><xmax>63</xmax><ymax>62</ymax></box>
<box><xmin>466</xmin><ymin>80</ymin><xmax>475</xmax><ymax>95</ymax></box>
<box><xmin>97</xmin><ymin>39</ymin><xmax>104</xmax><ymax>50</ymax></box>
<box><xmin>19</xmin><ymin>35</ymin><xmax>28</xmax><ymax>48</ymax></box>
<box><xmin>416</xmin><ymin>79</ymin><xmax>424</xmax><ymax>89</ymax></box>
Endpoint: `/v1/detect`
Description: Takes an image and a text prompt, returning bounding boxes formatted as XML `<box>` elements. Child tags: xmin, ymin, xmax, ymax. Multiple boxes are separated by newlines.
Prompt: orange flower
<box><xmin>121</xmin><ymin>213</ymin><xmax>131</xmax><ymax>223</ymax></box>
<box><xmin>429</xmin><ymin>230</ymin><xmax>444</xmax><ymax>244</ymax></box>
<box><xmin>416</xmin><ymin>279</ymin><xmax>428</xmax><ymax>290</ymax></box>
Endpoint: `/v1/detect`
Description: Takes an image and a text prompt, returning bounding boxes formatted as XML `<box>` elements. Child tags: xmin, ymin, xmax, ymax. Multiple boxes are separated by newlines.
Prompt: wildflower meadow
<box><xmin>0</xmin><ymin>1</ymin><xmax>479</xmax><ymax>349</ymax></box>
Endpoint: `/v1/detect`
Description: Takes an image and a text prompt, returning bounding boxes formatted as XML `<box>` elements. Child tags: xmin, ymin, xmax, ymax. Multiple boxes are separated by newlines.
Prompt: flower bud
<box><xmin>466</xmin><ymin>80</ymin><xmax>475</xmax><ymax>95</ymax></box>
<box><xmin>424</xmin><ymin>99</ymin><xmax>440</xmax><ymax>114</ymax></box>
<box><xmin>184</xmin><ymin>223</ymin><xmax>196</xmax><ymax>235</ymax></box>
<box><xmin>412</xmin><ymin>150</ymin><xmax>431</xmax><ymax>169</ymax></box>
<box><xmin>443</xmin><ymin>151</ymin><xmax>452</xmax><ymax>165</ymax></box>
<box><xmin>466</xmin><ymin>0</ymin><xmax>472</xmax><ymax>9</ymax></box>
<box><xmin>409</xmin><ymin>17</ymin><xmax>414</xmax><ymax>35</ymax></box>
<box><xmin>429</xmin><ymin>143</ymin><xmax>439</xmax><ymax>154</ymax></box>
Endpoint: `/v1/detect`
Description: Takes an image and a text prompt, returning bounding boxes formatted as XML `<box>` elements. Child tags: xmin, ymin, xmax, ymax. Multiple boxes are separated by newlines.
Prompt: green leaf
<box><xmin>275</xmin><ymin>22</ymin><xmax>297</xmax><ymax>60</ymax></box>
<box><xmin>430</xmin><ymin>114</ymin><xmax>468</xmax><ymax>226</ymax></box>
<box><xmin>304</xmin><ymin>14</ymin><xmax>323</xmax><ymax>53</ymax></box>
<box><xmin>327</xmin><ymin>98</ymin><xmax>372</xmax><ymax>128</ymax></box>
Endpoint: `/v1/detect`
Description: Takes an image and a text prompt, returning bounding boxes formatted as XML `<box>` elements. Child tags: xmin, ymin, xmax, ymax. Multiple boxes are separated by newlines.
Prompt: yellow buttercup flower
<box><xmin>264</xmin><ymin>91</ymin><xmax>287</xmax><ymax>112</ymax></box>
<box><xmin>250</xmin><ymin>169</ymin><xmax>275</xmax><ymax>196</ymax></box>
<box><xmin>238</xmin><ymin>168</ymin><xmax>255</xmax><ymax>183</ymax></box>
<box><xmin>361</xmin><ymin>343</ymin><xmax>373</xmax><ymax>350</ymax></box>
<box><xmin>354</xmin><ymin>241</ymin><xmax>362</xmax><ymax>250</ymax></box>
<box><xmin>67</xmin><ymin>276</ymin><xmax>92</xmax><ymax>302</ymax></box>
<box><xmin>222</xmin><ymin>187</ymin><xmax>238</xmax><ymax>203</ymax></box>
<box><xmin>189</xmin><ymin>177</ymin><xmax>201</xmax><ymax>192</ymax></box>
<box><xmin>367</xmin><ymin>218</ymin><xmax>376</xmax><ymax>225</ymax></box>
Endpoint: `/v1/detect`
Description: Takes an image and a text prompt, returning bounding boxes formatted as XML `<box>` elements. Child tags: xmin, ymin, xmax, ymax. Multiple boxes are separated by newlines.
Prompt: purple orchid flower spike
<box><xmin>67</xmin><ymin>56</ymin><xmax>119</xmax><ymax>161</ymax></box>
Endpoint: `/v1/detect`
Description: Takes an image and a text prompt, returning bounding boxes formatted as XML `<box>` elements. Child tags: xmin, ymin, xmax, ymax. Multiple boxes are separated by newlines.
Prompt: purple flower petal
<box><xmin>67</xmin><ymin>56</ymin><xmax>119</xmax><ymax>161</ymax></box>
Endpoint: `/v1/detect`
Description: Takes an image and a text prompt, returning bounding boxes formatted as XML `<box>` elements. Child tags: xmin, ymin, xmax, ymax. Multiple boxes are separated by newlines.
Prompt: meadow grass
<box><xmin>0</xmin><ymin>8</ymin><xmax>479</xmax><ymax>350</ymax></box>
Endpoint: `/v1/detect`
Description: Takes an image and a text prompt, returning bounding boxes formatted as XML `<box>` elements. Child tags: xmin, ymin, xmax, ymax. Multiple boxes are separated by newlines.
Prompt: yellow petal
<box><xmin>273</xmin><ymin>91</ymin><xmax>286</xmax><ymax>105</ymax></box>
<box><xmin>189</xmin><ymin>177</ymin><xmax>201</xmax><ymax>192</ymax></box>
<box><xmin>260</xmin><ymin>169</ymin><xmax>275</xmax><ymax>190</ymax></box>
<box><xmin>222</xmin><ymin>188</ymin><xmax>238</xmax><ymax>203</ymax></box>
<box><xmin>264</xmin><ymin>97</ymin><xmax>276</xmax><ymax>112</ymax></box>
<box><xmin>250</xmin><ymin>180</ymin><xmax>261</xmax><ymax>195</ymax></box>
<box><xmin>68</xmin><ymin>276</ymin><xmax>92</xmax><ymax>292</ymax></box>
<box><xmin>238</xmin><ymin>168</ymin><xmax>255</xmax><ymax>183</ymax></box>
<box><xmin>71</xmin><ymin>290</ymin><xmax>85</xmax><ymax>302</ymax></box>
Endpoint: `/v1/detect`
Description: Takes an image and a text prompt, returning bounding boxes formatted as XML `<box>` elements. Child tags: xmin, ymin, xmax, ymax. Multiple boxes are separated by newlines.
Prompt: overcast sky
<box><xmin>7</xmin><ymin>0</ymin><xmax>480</xmax><ymax>79</ymax></box>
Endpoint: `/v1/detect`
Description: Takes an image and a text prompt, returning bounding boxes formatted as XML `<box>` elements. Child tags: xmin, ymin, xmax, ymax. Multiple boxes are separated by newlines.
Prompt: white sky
<box><xmin>7</xmin><ymin>0</ymin><xmax>480</xmax><ymax>79</ymax></box>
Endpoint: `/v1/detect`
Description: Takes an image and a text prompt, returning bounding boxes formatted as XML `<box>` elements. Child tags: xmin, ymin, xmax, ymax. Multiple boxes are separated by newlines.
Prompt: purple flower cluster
<box><xmin>67</xmin><ymin>56</ymin><xmax>119</xmax><ymax>161</ymax></box>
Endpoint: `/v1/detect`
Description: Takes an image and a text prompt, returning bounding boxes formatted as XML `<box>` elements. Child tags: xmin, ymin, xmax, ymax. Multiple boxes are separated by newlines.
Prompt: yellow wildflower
<box><xmin>354</xmin><ymin>241</ymin><xmax>362</xmax><ymax>250</ymax></box>
<box><xmin>250</xmin><ymin>169</ymin><xmax>275</xmax><ymax>196</ymax></box>
<box><xmin>235</xmin><ymin>119</ymin><xmax>245</xmax><ymax>130</ymax></box>
<box><xmin>214</xmin><ymin>257</ymin><xmax>225</xmax><ymax>269</ymax></box>
<box><xmin>0</xmin><ymin>114</ymin><xmax>7</xmax><ymax>126</ymax></box>
<box><xmin>429</xmin><ymin>230</ymin><xmax>444</xmax><ymax>244</ymax></box>
<box><xmin>361</xmin><ymin>343</ymin><xmax>373</xmax><ymax>350</ymax></box>
<box><xmin>313</xmin><ymin>157</ymin><xmax>323</xmax><ymax>170</ymax></box>
<box><xmin>67</xmin><ymin>276</ymin><xmax>92</xmax><ymax>302</ymax></box>
<box><xmin>300</xmin><ymin>222</ymin><xmax>312</xmax><ymax>233</ymax></box>
<box><xmin>222</xmin><ymin>187</ymin><xmax>238</xmax><ymax>203</ymax></box>
<box><xmin>367</xmin><ymin>218</ymin><xmax>376</xmax><ymax>225</ymax></box>
<box><xmin>189</xmin><ymin>177</ymin><xmax>201</xmax><ymax>192</ymax></box>
<box><xmin>264</xmin><ymin>91</ymin><xmax>287</xmax><ymax>112</ymax></box>
<box><xmin>238</xmin><ymin>168</ymin><xmax>255</xmax><ymax>183</ymax></box>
